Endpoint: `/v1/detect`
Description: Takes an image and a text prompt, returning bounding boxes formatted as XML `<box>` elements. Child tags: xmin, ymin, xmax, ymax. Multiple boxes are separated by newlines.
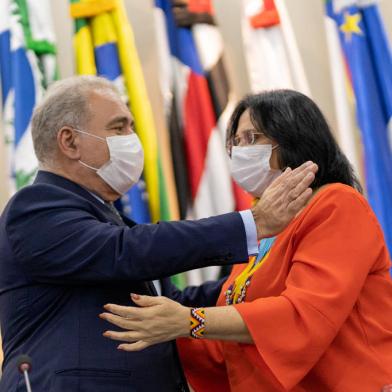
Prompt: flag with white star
<box><xmin>325</xmin><ymin>0</ymin><xmax>392</xmax><ymax>260</ymax></box>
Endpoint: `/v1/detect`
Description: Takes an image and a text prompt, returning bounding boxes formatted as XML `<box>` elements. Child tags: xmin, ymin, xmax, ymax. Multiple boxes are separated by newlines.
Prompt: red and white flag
<box><xmin>155</xmin><ymin>0</ymin><xmax>246</xmax><ymax>284</ymax></box>
<box><xmin>242</xmin><ymin>0</ymin><xmax>310</xmax><ymax>94</ymax></box>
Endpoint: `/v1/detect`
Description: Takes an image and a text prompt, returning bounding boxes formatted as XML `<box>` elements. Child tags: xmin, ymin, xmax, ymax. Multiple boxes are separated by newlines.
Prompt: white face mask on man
<box><xmin>230</xmin><ymin>144</ymin><xmax>281</xmax><ymax>197</ymax></box>
<box><xmin>75</xmin><ymin>129</ymin><xmax>144</xmax><ymax>195</ymax></box>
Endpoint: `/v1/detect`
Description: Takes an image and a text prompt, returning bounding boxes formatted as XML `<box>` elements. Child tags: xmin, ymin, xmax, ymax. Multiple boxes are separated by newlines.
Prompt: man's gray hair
<box><xmin>31</xmin><ymin>75</ymin><xmax>120</xmax><ymax>163</ymax></box>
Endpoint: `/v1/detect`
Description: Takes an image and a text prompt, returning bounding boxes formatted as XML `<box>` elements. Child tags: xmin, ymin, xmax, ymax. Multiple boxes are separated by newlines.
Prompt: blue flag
<box><xmin>327</xmin><ymin>0</ymin><xmax>392</xmax><ymax>258</ymax></box>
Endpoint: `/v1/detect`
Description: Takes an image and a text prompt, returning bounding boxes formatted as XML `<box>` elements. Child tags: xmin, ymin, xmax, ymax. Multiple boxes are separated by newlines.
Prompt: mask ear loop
<box><xmin>79</xmin><ymin>160</ymin><xmax>99</xmax><ymax>171</ymax></box>
<box><xmin>73</xmin><ymin>128</ymin><xmax>105</xmax><ymax>141</ymax></box>
<box><xmin>73</xmin><ymin>129</ymin><xmax>105</xmax><ymax>171</ymax></box>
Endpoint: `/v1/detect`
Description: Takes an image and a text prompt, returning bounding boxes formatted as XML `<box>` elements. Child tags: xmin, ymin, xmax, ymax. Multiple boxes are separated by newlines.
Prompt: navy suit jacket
<box><xmin>0</xmin><ymin>171</ymin><xmax>248</xmax><ymax>391</ymax></box>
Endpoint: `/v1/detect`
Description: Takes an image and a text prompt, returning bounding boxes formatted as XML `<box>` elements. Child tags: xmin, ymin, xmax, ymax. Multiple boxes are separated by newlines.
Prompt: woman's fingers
<box><xmin>104</xmin><ymin>294</ymin><xmax>166</xmax><ymax>318</ymax></box>
<box><xmin>103</xmin><ymin>295</ymin><xmax>163</xmax><ymax>318</ymax></box>
<box><xmin>118</xmin><ymin>341</ymin><xmax>150</xmax><ymax>352</ymax></box>
<box><xmin>103</xmin><ymin>303</ymin><xmax>138</xmax><ymax>318</ymax></box>
<box><xmin>100</xmin><ymin>295</ymin><xmax>189</xmax><ymax>350</ymax></box>
<box><xmin>99</xmin><ymin>312</ymin><xmax>139</xmax><ymax>330</ymax></box>
<box><xmin>103</xmin><ymin>330</ymin><xmax>140</xmax><ymax>342</ymax></box>
<box><xmin>131</xmin><ymin>294</ymin><xmax>166</xmax><ymax>307</ymax></box>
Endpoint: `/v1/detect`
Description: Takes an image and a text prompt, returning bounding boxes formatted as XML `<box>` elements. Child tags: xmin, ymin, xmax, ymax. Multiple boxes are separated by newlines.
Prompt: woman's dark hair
<box><xmin>227</xmin><ymin>89</ymin><xmax>362</xmax><ymax>192</ymax></box>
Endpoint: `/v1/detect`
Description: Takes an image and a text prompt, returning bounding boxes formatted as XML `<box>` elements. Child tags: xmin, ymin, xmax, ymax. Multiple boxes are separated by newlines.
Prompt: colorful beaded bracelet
<box><xmin>190</xmin><ymin>307</ymin><xmax>205</xmax><ymax>339</ymax></box>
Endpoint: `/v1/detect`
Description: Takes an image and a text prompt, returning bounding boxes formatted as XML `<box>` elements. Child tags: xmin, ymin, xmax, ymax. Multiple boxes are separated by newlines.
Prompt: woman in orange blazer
<box><xmin>101</xmin><ymin>90</ymin><xmax>392</xmax><ymax>391</ymax></box>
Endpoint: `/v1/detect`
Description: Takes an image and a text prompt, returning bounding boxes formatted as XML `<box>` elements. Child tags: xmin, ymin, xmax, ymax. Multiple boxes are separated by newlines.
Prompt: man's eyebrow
<box><xmin>105</xmin><ymin>116</ymin><xmax>131</xmax><ymax>128</ymax></box>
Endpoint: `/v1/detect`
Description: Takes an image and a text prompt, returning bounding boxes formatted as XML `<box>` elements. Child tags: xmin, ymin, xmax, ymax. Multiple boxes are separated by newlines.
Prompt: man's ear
<box><xmin>57</xmin><ymin>127</ymin><xmax>81</xmax><ymax>160</ymax></box>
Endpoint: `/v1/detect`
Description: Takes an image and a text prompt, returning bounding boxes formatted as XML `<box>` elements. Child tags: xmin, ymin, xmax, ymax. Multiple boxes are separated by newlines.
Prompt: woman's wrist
<box><xmin>177</xmin><ymin>305</ymin><xmax>192</xmax><ymax>339</ymax></box>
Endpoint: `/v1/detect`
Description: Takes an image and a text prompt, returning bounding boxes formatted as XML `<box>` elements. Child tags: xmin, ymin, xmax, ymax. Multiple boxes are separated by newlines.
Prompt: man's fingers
<box><xmin>271</xmin><ymin>162</ymin><xmax>317</xmax><ymax>195</ymax></box>
<box><xmin>287</xmin><ymin>171</ymin><xmax>316</xmax><ymax>201</ymax></box>
<box><xmin>280</xmin><ymin>165</ymin><xmax>316</xmax><ymax>199</ymax></box>
<box><xmin>287</xmin><ymin>188</ymin><xmax>313</xmax><ymax>215</ymax></box>
<box><xmin>266</xmin><ymin>167</ymin><xmax>292</xmax><ymax>189</ymax></box>
<box><xmin>288</xmin><ymin>163</ymin><xmax>317</xmax><ymax>186</ymax></box>
<box><xmin>251</xmin><ymin>161</ymin><xmax>317</xmax><ymax>239</ymax></box>
<box><xmin>291</xmin><ymin>161</ymin><xmax>318</xmax><ymax>177</ymax></box>
<box><xmin>118</xmin><ymin>341</ymin><xmax>150</xmax><ymax>352</ymax></box>
<box><xmin>278</xmin><ymin>161</ymin><xmax>314</xmax><ymax>186</ymax></box>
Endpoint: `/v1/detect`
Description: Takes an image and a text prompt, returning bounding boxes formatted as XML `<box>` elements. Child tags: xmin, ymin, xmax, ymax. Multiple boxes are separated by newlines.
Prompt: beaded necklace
<box><xmin>225</xmin><ymin>237</ymin><xmax>276</xmax><ymax>305</ymax></box>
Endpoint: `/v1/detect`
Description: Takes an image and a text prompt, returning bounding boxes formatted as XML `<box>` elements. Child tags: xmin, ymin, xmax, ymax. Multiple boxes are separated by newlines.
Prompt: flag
<box><xmin>155</xmin><ymin>0</ymin><xmax>240</xmax><ymax>284</ymax></box>
<box><xmin>175</xmin><ymin>0</ymin><xmax>253</xmax><ymax>212</ymax></box>
<box><xmin>173</xmin><ymin>0</ymin><xmax>253</xmax><ymax>281</ymax></box>
<box><xmin>241</xmin><ymin>0</ymin><xmax>310</xmax><ymax>94</ymax></box>
<box><xmin>70</xmin><ymin>0</ymin><xmax>179</xmax><ymax>224</ymax></box>
<box><xmin>326</xmin><ymin>0</ymin><xmax>392</xmax><ymax>257</ymax></box>
<box><xmin>0</xmin><ymin>0</ymin><xmax>57</xmax><ymax>194</ymax></box>
<box><xmin>154</xmin><ymin>5</ymin><xmax>190</xmax><ymax>220</ymax></box>
<box><xmin>324</xmin><ymin>2</ymin><xmax>363</xmax><ymax>178</ymax></box>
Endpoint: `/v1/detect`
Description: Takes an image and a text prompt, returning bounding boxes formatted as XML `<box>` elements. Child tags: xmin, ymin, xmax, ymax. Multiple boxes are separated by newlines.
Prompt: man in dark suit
<box><xmin>0</xmin><ymin>76</ymin><xmax>316</xmax><ymax>391</ymax></box>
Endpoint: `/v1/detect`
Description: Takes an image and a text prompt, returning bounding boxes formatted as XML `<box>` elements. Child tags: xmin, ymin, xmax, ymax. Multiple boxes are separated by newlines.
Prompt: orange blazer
<box><xmin>178</xmin><ymin>184</ymin><xmax>392</xmax><ymax>391</ymax></box>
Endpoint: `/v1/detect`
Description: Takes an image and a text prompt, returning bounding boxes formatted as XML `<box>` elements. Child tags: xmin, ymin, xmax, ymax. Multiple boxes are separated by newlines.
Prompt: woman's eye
<box><xmin>245</xmin><ymin>134</ymin><xmax>253</xmax><ymax>144</ymax></box>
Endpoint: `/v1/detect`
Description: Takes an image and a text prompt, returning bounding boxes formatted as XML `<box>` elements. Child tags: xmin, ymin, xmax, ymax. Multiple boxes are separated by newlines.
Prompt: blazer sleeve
<box><xmin>5</xmin><ymin>185</ymin><xmax>248</xmax><ymax>283</ymax></box>
<box><xmin>161</xmin><ymin>277</ymin><xmax>227</xmax><ymax>307</ymax></box>
<box><xmin>233</xmin><ymin>188</ymin><xmax>390</xmax><ymax>390</ymax></box>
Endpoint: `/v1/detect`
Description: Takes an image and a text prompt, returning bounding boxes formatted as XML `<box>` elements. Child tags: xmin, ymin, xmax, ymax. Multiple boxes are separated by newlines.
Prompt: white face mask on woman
<box><xmin>75</xmin><ymin>129</ymin><xmax>144</xmax><ymax>195</ymax></box>
<box><xmin>230</xmin><ymin>144</ymin><xmax>281</xmax><ymax>197</ymax></box>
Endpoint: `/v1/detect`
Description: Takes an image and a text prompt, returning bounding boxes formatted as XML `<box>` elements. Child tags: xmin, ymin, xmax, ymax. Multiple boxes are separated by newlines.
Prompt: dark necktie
<box><xmin>104</xmin><ymin>202</ymin><xmax>125</xmax><ymax>226</ymax></box>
